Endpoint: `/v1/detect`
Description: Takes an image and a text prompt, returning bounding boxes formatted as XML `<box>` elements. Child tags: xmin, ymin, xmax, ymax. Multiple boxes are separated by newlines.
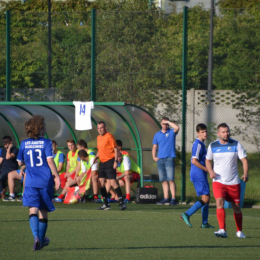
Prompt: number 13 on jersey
<box><xmin>27</xmin><ymin>149</ymin><xmax>43</xmax><ymax>167</ymax></box>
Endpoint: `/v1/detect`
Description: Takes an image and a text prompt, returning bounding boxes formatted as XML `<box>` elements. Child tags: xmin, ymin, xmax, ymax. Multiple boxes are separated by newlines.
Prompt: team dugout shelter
<box><xmin>0</xmin><ymin>102</ymin><xmax>161</xmax><ymax>187</ymax></box>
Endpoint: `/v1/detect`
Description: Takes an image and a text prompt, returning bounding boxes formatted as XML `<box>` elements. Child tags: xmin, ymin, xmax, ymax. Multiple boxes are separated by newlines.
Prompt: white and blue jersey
<box><xmin>17</xmin><ymin>137</ymin><xmax>54</xmax><ymax>190</ymax></box>
<box><xmin>206</xmin><ymin>138</ymin><xmax>247</xmax><ymax>185</ymax></box>
<box><xmin>190</xmin><ymin>139</ymin><xmax>207</xmax><ymax>182</ymax></box>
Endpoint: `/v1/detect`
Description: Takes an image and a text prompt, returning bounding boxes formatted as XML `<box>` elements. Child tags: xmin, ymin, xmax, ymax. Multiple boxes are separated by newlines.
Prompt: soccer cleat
<box><xmin>214</xmin><ymin>229</ymin><xmax>227</xmax><ymax>238</ymax></box>
<box><xmin>97</xmin><ymin>204</ymin><xmax>110</xmax><ymax>210</ymax></box>
<box><xmin>169</xmin><ymin>199</ymin><xmax>177</xmax><ymax>206</ymax></box>
<box><xmin>95</xmin><ymin>198</ymin><xmax>103</xmax><ymax>203</ymax></box>
<box><xmin>180</xmin><ymin>213</ymin><xmax>193</xmax><ymax>228</ymax></box>
<box><xmin>52</xmin><ymin>197</ymin><xmax>63</xmax><ymax>203</ymax></box>
<box><xmin>33</xmin><ymin>237</ymin><xmax>41</xmax><ymax>251</ymax></box>
<box><xmin>40</xmin><ymin>237</ymin><xmax>50</xmax><ymax>249</ymax></box>
<box><xmin>236</xmin><ymin>231</ymin><xmax>246</xmax><ymax>238</ymax></box>
<box><xmin>119</xmin><ymin>203</ymin><xmax>127</xmax><ymax>211</ymax></box>
<box><xmin>3</xmin><ymin>195</ymin><xmax>16</xmax><ymax>202</ymax></box>
<box><xmin>201</xmin><ymin>223</ymin><xmax>215</xmax><ymax>229</ymax></box>
<box><xmin>16</xmin><ymin>196</ymin><xmax>23</xmax><ymax>202</ymax></box>
<box><xmin>124</xmin><ymin>199</ymin><xmax>130</xmax><ymax>204</ymax></box>
<box><xmin>156</xmin><ymin>199</ymin><xmax>170</xmax><ymax>205</ymax></box>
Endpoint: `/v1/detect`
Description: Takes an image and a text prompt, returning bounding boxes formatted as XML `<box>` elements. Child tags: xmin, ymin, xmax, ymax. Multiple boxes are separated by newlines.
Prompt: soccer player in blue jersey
<box><xmin>17</xmin><ymin>115</ymin><xmax>60</xmax><ymax>250</ymax></box>
<box><xmin>180</xmin><ymin>123</ymin><xmax>214</xmax><ymax>228</ymax></box>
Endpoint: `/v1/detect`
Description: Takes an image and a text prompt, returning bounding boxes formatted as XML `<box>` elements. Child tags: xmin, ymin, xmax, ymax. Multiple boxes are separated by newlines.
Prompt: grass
<box><xmin>0</xmin><ymin>202</ymin><xmax>260</xmax><ymax>260</ymax></box>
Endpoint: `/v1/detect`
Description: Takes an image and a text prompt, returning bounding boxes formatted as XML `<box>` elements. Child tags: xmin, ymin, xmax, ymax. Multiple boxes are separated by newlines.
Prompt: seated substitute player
<box><xmin>3</xmin><ymin>165</ymin><xmax>27</xmax><ymax>202</ymax></box>
<box><xmin>180</xmin><ymin>123</ymin><xmax>214</xmax><ymax>228</ymax></box>
<box><xmin>59</xmin><ymin>140</ymin><xmax>78</xmax><ymax>189</ymax></box>
<box><xmin>106</xmin><ymin>152</ymin><xmax>140</xmax><ymax>203</ymax></box>
<box><xmin>0</xmin><ymin>136</ymin><xmax>19</xmax><ymax>199</ymax></box>
<box><xmin>17</xmin><ymin>115</ymin><xmax>60</xmax><ymax>250</ymax></box>
<box><xmin>53</xmin><ymin>149</ymin><xmax>98</xmax><ymax>202</ymax></box>
<box><xmin>206</xmin><ymin>123</ymin><xmax>248</xmax><ymax>238</ymax></box>
<box><xmin>116</xmin><ymin>140</ymin><xmax>129</xmax><ymax>156</ymax></box>
<box><xmin>76</xmin><ymin>139</ymin><xmax>99</xmax><ymax>201</ymax></box>
<box><xmin>52</xmin><ymin>140</ymin><xmax>66</xmax><ymax>174</ymax></box>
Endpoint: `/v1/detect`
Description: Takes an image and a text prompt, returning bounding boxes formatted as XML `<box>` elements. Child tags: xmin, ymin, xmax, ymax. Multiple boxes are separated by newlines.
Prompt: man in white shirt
<box><xmin>206</xmin><ymin>123</ymin><xmax>249</xmax><ymax>239</ymax></box>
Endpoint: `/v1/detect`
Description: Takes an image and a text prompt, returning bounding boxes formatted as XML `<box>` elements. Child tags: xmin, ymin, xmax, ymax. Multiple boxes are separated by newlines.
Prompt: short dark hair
<box><xmin>3</xmin><ymin>136</ymin><xmax>12</xmax><ymax>142</ymax></box>
<box><xmin>52</xmin><ymin>140</ymin><xmax>57</xmax><ymax>145</ymax></box>
<box><xmin>78</xmin><ymin>149</ymin><xmax>88</xmax><ymax>158</ymax></box>
<box><xmin>217</xmin><ymin>123</ymin><xmax>229</xmax><ymax>131</ymax></box>
<box><xmin>97</xmin><ymin>121</ymin><xmax>106</xmax><ymax>126</ymax></box>
<box><xmin>67</xmin><ymin>139</ymin><xmax>75</xmax><ymax>145</ymax></box>
<box><xmin>77</xmin><ymin>139</ymin><xmax>88</xmax><ymax>148</ymax></box>
<box><xmin>116</xmin><ymin>140</ymin><xmax>122</xmax><ymax>147</ymax></box>
<box><xmin>161</xmin><ymin>116</ymin><xmax>169</xmax><ymax>122</ymax></box>
<box><xmin>196</xmin><ymin>123</ymin><xmax>207</xmax><ymax>132</ymax></box>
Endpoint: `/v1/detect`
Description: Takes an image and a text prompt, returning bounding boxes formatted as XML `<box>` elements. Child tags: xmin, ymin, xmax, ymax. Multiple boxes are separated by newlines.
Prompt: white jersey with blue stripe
<box><xmin>206</xmin><ymin>138</ymin><xmax>247</xmax><ymax>185</ymax></box>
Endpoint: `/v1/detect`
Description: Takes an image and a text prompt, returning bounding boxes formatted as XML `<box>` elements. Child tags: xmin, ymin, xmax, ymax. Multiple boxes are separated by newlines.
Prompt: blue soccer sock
<box><xmin>185</xmin><ymin>200</ymin><xmax>204</xmax><ymax>217</ymax></box>
<box><xmin>29</xmin><ymin>214</ymin><xmax>39</xmax><ymax>239</ymax></box>
<box><xmin>39</xmin><ymin>218</ymin><xmax>48</xmax><ymax>244</ymax></box>
<box><xmin>201</xmin><ymin>203</ymin><xmax>209</xmax><ymax>224</ymax></box>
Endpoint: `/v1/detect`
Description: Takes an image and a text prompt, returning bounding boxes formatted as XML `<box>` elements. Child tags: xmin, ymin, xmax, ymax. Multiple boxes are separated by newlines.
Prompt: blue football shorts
<box><xmin>23</xmin><ymin>187</ymin><xmax>55</xmax><ymax>212</ymax></box>
<box><xmin>16</xmin><ymin>170</ymin><xmax>24</xmax><ymax>183</ymax></box>
<box><xmin>192</xmin><ymin>180</ymin><xmax>210</xmax><ymax>196</ymax></box>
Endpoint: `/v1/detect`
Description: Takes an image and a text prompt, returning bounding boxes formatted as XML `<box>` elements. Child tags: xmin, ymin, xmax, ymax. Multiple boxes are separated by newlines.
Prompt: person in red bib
<box><xmin>58</xmin><ymin>140</ymin><xmax>78</xmax><ymax>190</ymax></box>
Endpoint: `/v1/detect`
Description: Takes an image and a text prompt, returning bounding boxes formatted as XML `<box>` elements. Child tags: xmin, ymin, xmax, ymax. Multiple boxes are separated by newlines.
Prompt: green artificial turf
<box><xmin>0</xmin><ymin>202</ymin><xmax>259</xmax><ymax>260</ymax></box>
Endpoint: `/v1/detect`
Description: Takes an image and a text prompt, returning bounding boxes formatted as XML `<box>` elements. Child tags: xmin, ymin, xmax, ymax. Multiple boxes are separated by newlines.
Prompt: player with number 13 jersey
<box><xmin>17</xmin><ymin>137</ymin><xmax>54</xmax><ymax>189</ymax></box>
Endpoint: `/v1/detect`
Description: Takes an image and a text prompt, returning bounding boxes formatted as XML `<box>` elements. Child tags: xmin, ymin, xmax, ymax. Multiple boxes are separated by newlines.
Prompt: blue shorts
<box><xmin>23</xmin><ymin>187</ymin><xmax>55</xmax><ymax>212</ymax></box>
<box><xmin>157</xmin><ymin>157</ymin><xmax>175</xmax><ymax>182</ymax></box>
<box><xmin>17</xmin><ymin>170</ymin><xmax>24</xmax><ymax>183</ymax></box>
<box><xmin>192</xmin><ymin>180</ymin><xmax>210</xmax><ymax>196</ymax></box>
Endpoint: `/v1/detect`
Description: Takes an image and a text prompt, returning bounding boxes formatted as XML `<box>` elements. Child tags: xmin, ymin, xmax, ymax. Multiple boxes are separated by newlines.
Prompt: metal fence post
<box><xmin>181</xmin><ymin>6</ymin><xmax>188</xmax><ymax>203</ymax></box>
<box><xmin>6</xmin><ymin>10</ymin><xmax>11</xmax><ymax>102</ymax></box>
<box><xmin>48</xmin><ymin>0</ymin><xmax>52</xmax><ymax>89</ymax></box>
<box><xmin>91</xmin><ymin>9</ymin><xmax>96</xmax><ymax>102</ymax></box>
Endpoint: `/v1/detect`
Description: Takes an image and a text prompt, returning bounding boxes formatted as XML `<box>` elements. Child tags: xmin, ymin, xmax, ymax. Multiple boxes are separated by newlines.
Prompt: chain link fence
<box><xmin>0</xmin><ymin>7</ymin><xmax>260</xmax><ymax>202</ymax></box>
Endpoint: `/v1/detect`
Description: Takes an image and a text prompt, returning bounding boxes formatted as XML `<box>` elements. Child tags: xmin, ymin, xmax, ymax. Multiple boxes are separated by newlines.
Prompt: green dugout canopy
<box><xmin>0</xmin><ymin>102</ymin><xmax>161</xmax><ymax>186</ymax></box>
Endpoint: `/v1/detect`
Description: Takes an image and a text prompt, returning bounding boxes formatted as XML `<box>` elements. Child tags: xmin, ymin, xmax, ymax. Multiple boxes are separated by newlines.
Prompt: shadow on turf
<box><xmin>47</xmin><ymin>245</ymin><xmax>260</xmax><ymax>251</ymax></box>
<box><xmin>0</xmin><ymin>218</ymin><xmax>131</xmax><ymax>222</ymax></box>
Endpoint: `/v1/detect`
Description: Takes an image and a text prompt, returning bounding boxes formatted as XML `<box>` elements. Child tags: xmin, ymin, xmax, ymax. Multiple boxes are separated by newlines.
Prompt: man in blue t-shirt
<box><xmin>17</xmin><ymin>115</ymin><xmax>60</xmax><ymax>251</ymax></box>
<box><xmin>180</xmin><ymin>123</ymin><xmax>214</xmax><ymax>229</ymax></box>
<box><xmin>152</xmin><ymin>117</ymin><xmax>179</xmax><ymax>206</ymax></box>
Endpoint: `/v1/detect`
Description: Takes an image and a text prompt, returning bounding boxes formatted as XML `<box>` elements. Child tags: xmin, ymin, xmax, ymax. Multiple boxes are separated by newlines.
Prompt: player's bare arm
<box><xmin>18</xmin><ymin>161</ymin><xmax>25</xmax><ymax>167</ymax></box>
<box><xmin>167</xmin><ymin>120</ymin><xmax>179</xmax><ymax>133</ymax></box>
<box><xmin>47</xmin><ymin>158</ymin><xmax>60</xmax><ymax>190</ymax></box>
<box><xmin>116</xmin><ymin>170</ymin><xmax>130</xmax><ymax>180</ymax></box>
<box><xmin>57</xmin><ymin>162</ymin><xmax>64</xmax><ymax>173</ymax></box>
<box><xmin>74</xmin><ymin>161</ymin><xmax>81</xmax><ymax>180</ymax></box>
<box><xmin>93</xmin><ymin>151</ymin><xmax>99</xmax><ymax>163</ymax></box>
<box><xmin>113</xmin><ymin>147</ymin><xmax>118</xmax><ymax>170</ymax></box>
<box><xmin>192</xmin><ymin>158</ymin><xmax>208</xmax><ymax>172</ymax></box>
<box><xmin>6</xmin><ymin>142</ymin><xmax>15</xmax><ymax>160</ymax></box>
<box><xmin>0</xmin><ymin>157</ymin><xmax>3</xmax><ymax>165</ymax></box>
<box><xmin>205</xmin><ymin>159</ymin><xmax>216</xmax><ymax>179</ymax></box>
<box><xmin>240</xmin><ymin>157</ymin><xmax>249</xmax><ymax>182</ymax></box>
<box><xmin>152</xmin><ymin>144</ymin><xmax>159</xmax><ymax>162</ymax></box>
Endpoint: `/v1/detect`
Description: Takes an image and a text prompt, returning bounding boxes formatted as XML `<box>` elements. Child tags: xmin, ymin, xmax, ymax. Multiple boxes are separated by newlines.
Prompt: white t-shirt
<box><xmin>122</xmin><ymin>155</ymin><xmax>131</xmax><ymax>171</ymax></box>
<box><xmin>81</xmin><ymin>158</ymin><xmax>98</xmax><ymax>173</ymax></box>
<box><xmin>73</xmin><ymin>101</ymin><xmax>94</xmax><ymax>130</ymax></box>
<box><xmin>206</xmin><ymin>138</ymin><xmax>247</xmax><ymax>185</ymax></box>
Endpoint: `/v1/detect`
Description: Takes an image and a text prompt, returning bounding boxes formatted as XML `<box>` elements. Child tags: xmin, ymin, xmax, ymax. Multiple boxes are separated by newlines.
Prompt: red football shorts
<box><xmin>213</xmin><ymin>182</ymin><xmax>241</xmax><ymax>204</ymax></box>
<box><xmin>59</xmin><ymin>172</ymin><xmax>76</xmax><ymax>189</ymax></box>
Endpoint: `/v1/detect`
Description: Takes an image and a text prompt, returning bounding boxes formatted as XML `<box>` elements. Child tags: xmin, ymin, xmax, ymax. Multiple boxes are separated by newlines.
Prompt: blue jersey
<box><xmin>190</xmin><ymin>139</ymin><xmax>207</xmax><ymax>182</ymax></box>
<box><xmin>153</xmin><ymin>129</ymin><xmax>177</xmax><ymax>158</ymax></box>
<box><xmin>17</xmin><ymin>137</ymin><xmax>54</xmax><ymax>189</ymax></box>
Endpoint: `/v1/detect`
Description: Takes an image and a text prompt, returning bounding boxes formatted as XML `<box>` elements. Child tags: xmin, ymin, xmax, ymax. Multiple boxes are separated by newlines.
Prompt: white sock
<box><xmin>10</xmin><ymin>193</ymin><xmax>15</xmax><ymax>197</ymax></box>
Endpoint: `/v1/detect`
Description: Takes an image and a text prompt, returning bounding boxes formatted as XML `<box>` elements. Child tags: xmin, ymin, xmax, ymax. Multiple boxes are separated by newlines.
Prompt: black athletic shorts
<box><xmin>98</xmin><ymin>158</ymin><xmax>117</xmax><ymax>180</ymax></box>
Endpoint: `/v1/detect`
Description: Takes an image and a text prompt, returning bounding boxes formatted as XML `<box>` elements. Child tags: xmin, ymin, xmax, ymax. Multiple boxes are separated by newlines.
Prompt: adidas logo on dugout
<box><xmin>140</xmin><ymin>194</ymin><xmax>157</xmax><ymax>199</ymax></box>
